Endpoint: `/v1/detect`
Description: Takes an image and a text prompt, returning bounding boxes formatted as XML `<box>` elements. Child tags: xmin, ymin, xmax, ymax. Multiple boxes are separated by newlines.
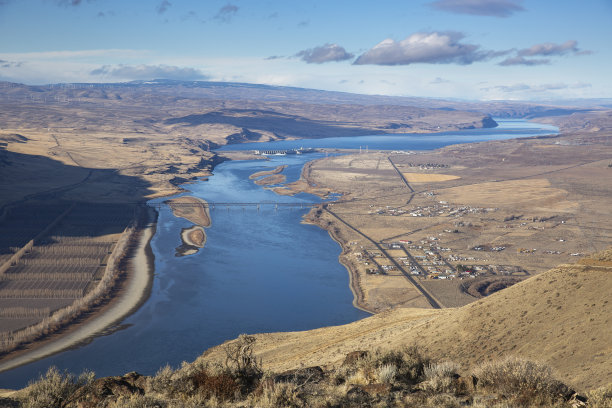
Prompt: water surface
<box><xmin>219</xmin><ymin>119</ymin><xmax>558</xmax><ymax>152</ymax></box>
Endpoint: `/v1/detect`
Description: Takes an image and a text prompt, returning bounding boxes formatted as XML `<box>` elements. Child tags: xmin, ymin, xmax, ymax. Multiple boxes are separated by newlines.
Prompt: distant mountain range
<box><xmin>1</xmin><ymin>79</ymin><xmax>607</xmax><ymax>118</ymax></box>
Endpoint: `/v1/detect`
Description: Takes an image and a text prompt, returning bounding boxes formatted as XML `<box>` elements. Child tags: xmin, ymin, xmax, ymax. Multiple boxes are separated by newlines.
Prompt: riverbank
<box><xmin>297</xmin><ymin>158</ymin><xmax>372</xmax><ymax>313</ymax></box>
<box><xmin>0</xmin><ymin>207</ymin><xmax>158</xmax><ymax>374</ymax></box>
<box><xmin>298</xmin><ymin>155</ymin><xmax>437</xmax><ymax>313</ymax></box>
<box><xmin>303</xmin><ymin>208</ymin><xmax>372</xmax><ymax>314</ymax></box>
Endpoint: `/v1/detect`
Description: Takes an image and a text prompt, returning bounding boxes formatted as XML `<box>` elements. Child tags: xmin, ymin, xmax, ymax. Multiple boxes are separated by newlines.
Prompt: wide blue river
<box><xmin>0</xmin><ymin>119</ymin><xmax>557</xmax><ymax>388</ymax></box>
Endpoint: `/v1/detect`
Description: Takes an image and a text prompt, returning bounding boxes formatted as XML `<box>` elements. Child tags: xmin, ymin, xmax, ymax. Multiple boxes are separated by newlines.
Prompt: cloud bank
<box><xmin>429</xmin><ymin>0</ymin><xmax>524</xmax><ymax>17</ymax></box>
<box><xmin>90</xmin><ymin>64</ymin><xmax>207</xmax><ymax>81</ymax></box>
<box><xmin>296</xmin><ymin>44</ymin><xmax>354</xmax><ymax>64</ymax></box>
<box><xmin>518</xmin><ymin>40</ymin><xmax>588</xmax><ymax>57</ymax></box>
<box><xmin>498</xmin><ymin>56</ymin><xmax>549</xmax><ymax>66</ymax></box>
<box><xmin>499</xmin><ymin>40</ymin><xmax>592</xmax><ymax>65</ymax></box>
<box><xmin>354</xmin><ymin>32</ymin><xmax>496</xmax><ymax>65</ymax></box>
<box><xmin>0</xmin><ymin>59</ymin><xmax>22</xmax><ymax>68</ymax></box>
<box><xmin>491</xmin><ymin>82</ymin><xmax>592</xmax><ymax>93</ymax></box>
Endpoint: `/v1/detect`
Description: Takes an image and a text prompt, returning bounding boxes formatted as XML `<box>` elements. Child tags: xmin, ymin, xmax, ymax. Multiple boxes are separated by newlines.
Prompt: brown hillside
<box><xmin>200</xmin><ymin>249</ymin><xmax>612</xmax><ymax>392</ymax></box>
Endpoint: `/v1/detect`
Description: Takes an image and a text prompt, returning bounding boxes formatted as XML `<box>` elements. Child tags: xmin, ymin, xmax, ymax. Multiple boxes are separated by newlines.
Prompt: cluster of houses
<box><xmin>407</xmin><ymin>202</ymin><xmax>496</xmax><ymax>218</ymax></box>
<box><xmin>366</xmin><ymin>202</ymin><xmax>497</xmax><ymax>218</ymax></box>
<box><xmin>349</xmin><ymin>219</ymin><xmax>547</xmax><ymax>282</ymax></box>
<box><xmin>472</xmin><ymin>245</ymin><xmax>507</xmax><ymax>252</ymax></box>
<box><xmin>368</xmin><ymin>205</ymin><xmax>407</xmax><ymax>216</ymax></box>
<box><xmin>401</xmin><ymin>162</ymin><xmax>450</xmax><ymax>169</ymax></box>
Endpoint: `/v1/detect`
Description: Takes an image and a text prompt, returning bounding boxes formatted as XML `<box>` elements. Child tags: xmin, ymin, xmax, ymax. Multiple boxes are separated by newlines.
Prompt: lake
<box><xmin>218</xmin><ymin>118</ymin><xmax>558</xmax><ymax>152</ymax></box>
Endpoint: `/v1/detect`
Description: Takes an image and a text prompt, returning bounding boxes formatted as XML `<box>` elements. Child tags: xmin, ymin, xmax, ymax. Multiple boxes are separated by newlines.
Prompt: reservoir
<box><xmin>0</xmin><ymin>119</ymin><xmax>557</xmax><ymax>388</ymax></box>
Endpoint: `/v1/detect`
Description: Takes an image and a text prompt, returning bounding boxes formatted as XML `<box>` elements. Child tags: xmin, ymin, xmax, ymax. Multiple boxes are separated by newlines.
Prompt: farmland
<box><xmin>0</xmin><ymin>202</ymin><xmax>138</xmax><ymax>354</ymax></box>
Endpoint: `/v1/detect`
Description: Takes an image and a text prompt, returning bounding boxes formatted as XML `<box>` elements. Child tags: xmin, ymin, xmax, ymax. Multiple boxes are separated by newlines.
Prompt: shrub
<box><xmin>422</xmin><ymin>361</ymin><xmax>460</xmax><ymax>394</ymax></box>
<box><xmin>339</xmin><ymin>346</ymin><xmax>429</xmax><ymax>387</ymax></box>
<box><xmin>377</xmin><ymin>364</ymin><xmax>397</xmax><ymax>384</ymax></box>
<box><xmin>149</xmin><ymin>364</ymin><xmax>174</xmax><ymax>394</ymax></box>
<box><xmin>586</xmin><ymin>384</ymin><xmax>612</xmax><ymax>408</ymax></box>
<box><xmin>474</xmin><ymin>357</ymin><xmax>569</xmax><ymax>406</ymax></box>
<box><xmin>106</xmin><ymin>394</ymin><xmax>169</xmax><ymax>408</ymax></box>
<box><xmin>191</xmin><ymin>370</ymin><xmax>240</xmax><ymax>401</ymax></box>
<box><xmin>425</xmin><ymin>393</ymin><xmax>462</xmax><ymax>408</ymax></box>
<box><xmin>396</xmin><ymin>345</ymin><xmax>430</xmax><ymax>383</ymax></box>
<box><xmin>253</xmin><ymin>381</ymin><xmax>304</xmax><ymax>408</ymax></box>
<box><xmin>223</xmin><ymin>334</ymin><xmax>262</xmax><ymax>379</ymax></box>
<box><xmin>21</xmin><ymin>366</ymin><xmax>95</xmax><ymax>408</ymax></box>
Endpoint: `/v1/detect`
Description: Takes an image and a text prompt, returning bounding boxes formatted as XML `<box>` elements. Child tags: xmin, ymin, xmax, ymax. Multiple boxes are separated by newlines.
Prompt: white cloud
<box><xmin>296</xmin><ymin>44</ymin><xmax>354</xmax><ymax>64</ymax></box>
<box><xmin>499</xmin><ymin>40</ymin><xmax>592</xmax><ymax>66</ymax></box>
<box><xmin>90</xmin><ymin>64</ymin><xmax>207</xmax><ymax>81</ymax></box>
<box><xmin>493</xmin><ymin>82</ymin><xmax>593</xmax><ymax>93</ymax></box>
<box><xmin>354</xmin><ymin>32</ymin><xmax>494</xmax><ymax>65</ymax></box>
<box><xmin>498</xmin><ymin>56</ymin><xmax>549</xmax><ymax>66</ymax></box>
<box><xmin>518</xmin><ymin>40</ymin><xmax>585</xmax><ymax>57</ymax></box>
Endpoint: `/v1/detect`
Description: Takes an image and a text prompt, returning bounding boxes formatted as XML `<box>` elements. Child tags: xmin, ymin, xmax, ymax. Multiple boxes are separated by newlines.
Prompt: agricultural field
<box><xmin>0</xmin><ymin>202</ymin><xmax>136</xmax><ymax>351</ymax></box>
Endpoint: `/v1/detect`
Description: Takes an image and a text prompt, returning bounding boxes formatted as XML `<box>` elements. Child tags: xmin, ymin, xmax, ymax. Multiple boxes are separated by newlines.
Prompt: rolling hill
<box><xmin>200</xmin><ymin>249</ymin><xmax>612</xmax><ymax>392</ymax></box>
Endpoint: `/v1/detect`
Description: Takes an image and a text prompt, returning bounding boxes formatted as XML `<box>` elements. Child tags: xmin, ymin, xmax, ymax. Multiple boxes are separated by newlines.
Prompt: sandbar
<box><xmin>181</xmin><ymin>225</ymin><xmax>206</xmax><ymax>248</ymax></box>
<box><xmin>254</xmin><ymin>174</ymin><xmax>286</xmax><ymax>185</ymax></box>
<box><xmin>249</xmin><ymin>165</ymin><xmax>287</xmax><ymax>179</ymax></box>
<box><xmin>167</xmin><ymin>196</ymin><xmax>211</xmax><ymax>227</ymax></box>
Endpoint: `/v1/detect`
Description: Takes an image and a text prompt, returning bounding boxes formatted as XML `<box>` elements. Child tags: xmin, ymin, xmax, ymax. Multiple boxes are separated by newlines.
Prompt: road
<box><xmin>323</xmin><ymin>206</ymin><xmax>442</xmax><ymax>309</ymax></box>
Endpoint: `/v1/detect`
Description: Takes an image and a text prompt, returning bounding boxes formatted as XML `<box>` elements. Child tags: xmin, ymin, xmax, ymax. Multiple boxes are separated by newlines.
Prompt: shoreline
<box><xmin>298</xmin><ymin>159</ymin><xmax>373</xmax><ymax>314</ymax></box>
<box><xmin>0</xmin><ymin>206</ymin><xmax>158</xmax><ymax>374</ymax></box>
<box><xmin>317</xmin><ymin>214</ymin><xmax>373</xmax><ymax>315</ymax></box>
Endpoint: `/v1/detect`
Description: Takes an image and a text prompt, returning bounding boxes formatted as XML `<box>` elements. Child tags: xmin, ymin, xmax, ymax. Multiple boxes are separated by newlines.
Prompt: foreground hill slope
<box><xmin>201</xmin><ymin>249</ymin><xmax>612</xmax><ymax>392</ymax></box>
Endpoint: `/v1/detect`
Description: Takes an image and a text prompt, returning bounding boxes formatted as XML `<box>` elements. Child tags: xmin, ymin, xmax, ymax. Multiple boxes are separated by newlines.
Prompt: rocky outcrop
<box><xmin>65</xmin><ymin>372</ymin><xmax>147</xmax><ymax>408</ymax></box>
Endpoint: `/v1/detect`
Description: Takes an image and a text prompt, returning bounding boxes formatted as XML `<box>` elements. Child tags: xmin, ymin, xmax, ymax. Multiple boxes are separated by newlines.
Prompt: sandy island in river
<box><xmin>255</xmin><ymin>174</ymin><xmax>287</xmax><ymax>185</ymax></box>
<box><xmin>167</xmin><ymin>196</ymin><xmax>211</xmax><ymax>257</ymax></box>
<box><xmin>181</xmin><ymin>225</ymin><xmax>206</xmax><ymax>247</ymax></box>
<box><xmin>166</xmin><ymin>196</ymin><xmax>211</xmax><ymax>227</ymax></box>
<box><xmin>249</xmin><ymin>165</ymin><xmax>287</xmax><ymax>179</ymax></box>
<box><xmin>251</xmin><ymin>165</ymin><xmax>288</xmax><ymax>185</ymax></box>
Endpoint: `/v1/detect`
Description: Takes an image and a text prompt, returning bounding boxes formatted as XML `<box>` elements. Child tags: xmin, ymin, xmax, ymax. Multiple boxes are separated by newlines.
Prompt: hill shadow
<box><xmin>164</xmin><ymin>109</ymin><xmax>381</xmax><ymax>139</ymax></box>
<box><xmin>0</xmin><ymin>149</ymin><xmax>156</xmax><ymax>343</ymax></box>
<box><xmin>0</xmin><ymin>147</ymin><xmax>156</xmax><ymax>251</ymax></box>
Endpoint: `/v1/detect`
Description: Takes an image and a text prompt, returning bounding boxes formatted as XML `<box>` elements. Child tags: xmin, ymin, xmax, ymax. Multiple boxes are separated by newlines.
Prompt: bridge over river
<box><xmin>153</xmin><ymin>201</ymin><xmax>327</xmax><ymax>210</ymax></box>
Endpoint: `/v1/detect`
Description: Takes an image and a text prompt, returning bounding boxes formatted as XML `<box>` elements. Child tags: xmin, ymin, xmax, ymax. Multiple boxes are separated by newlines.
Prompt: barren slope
<box><xmin>200</xmin><ymin>249</ymin><xmax>612</xmax><ymax>392</ymax></box>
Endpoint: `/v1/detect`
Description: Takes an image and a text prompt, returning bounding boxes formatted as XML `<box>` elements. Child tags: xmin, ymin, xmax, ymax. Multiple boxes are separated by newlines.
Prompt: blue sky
<box><xmin>0</xmin><ymin>0</ymin><xmax>610</xmax><ymax>101</ymax></box>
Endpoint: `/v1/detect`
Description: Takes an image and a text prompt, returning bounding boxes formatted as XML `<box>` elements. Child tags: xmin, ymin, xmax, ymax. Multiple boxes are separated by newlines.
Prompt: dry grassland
<box><xmin>402</xmin><ymin>173</ymin><xmax>460</xmax><ymax>182</ymax></box>
<box><xmin>437</xmin><ymin>178</ymin><xmax>568</xmax><ymax>208</ymax></box>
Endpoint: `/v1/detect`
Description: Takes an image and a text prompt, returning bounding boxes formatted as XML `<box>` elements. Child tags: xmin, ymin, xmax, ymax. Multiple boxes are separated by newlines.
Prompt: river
<box><xmin>0</xmin><ymin>119</ymin><xmax>557</xmax><ymax>388</ymax></box>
